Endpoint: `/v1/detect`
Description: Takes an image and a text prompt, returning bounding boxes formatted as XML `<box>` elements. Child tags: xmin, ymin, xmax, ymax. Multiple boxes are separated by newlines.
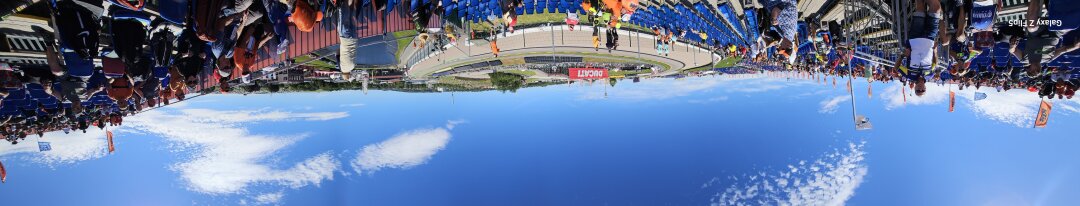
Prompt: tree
<box><xmin>488</xmin><ymin>72</ymin><xmax>525</xmax><ymax>93</ymax></box>
<box><xmin>243</xmin><ymin>81</ymin><xmax>261</xmax><ymax>93</ymax></box>
<box><xmin>268</xmin><ymin>84</ymin><xmax>281</xmax><ymax>93</ymax></box>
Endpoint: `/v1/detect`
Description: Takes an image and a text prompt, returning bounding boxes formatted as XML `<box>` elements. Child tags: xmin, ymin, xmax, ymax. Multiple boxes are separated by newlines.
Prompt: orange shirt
<box><xmin>621</xmin><ymin>0</ymin><xmax>638</xmax><ymax>13</ymax></box>
<box><xmin>107</xmin><ymin>78</ymin><xmax>134</xmax><ymax>102</ymax></box>
<box><xmin>602</xmin><ymin>0</ymin><xmax>621</xmax><ymax>27</ymax></box>
<box><xmin>234</xmin><ymin>46</ymin><xmax>256</xmax><ymax>73</ymax></box>
<box><xmin>289</xmin><ymin>1</ymin><xmax>323</xmax><ymax>32</ymax></box>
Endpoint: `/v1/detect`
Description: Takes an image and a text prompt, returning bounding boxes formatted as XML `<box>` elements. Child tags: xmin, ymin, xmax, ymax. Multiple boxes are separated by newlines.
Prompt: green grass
<box><xmin>682</xmin><ymin>57</ymin><xmax>742</xmax><ymax>73</ymax></box>
<box><xmin>609</xmin><ymin>69</ymin><xmax>652</xmax><ymax>76</ymax></box>
<box><xmin>393</xmin><ymin>30</ymin><xmax>419</xmax><ymax>58</ymax></box>
<box><xmin>419</xmin><ymin>50</ymin><xmax>672</xmax><ymax>77</ymax></box>
<box><xmin>468</xmin><ymin>12</ymin><xmax>649</xmax><ymax>33</ymax></box>
<box><xmin>293</xmin><ymin>55</ymin><xmax>337</xmax><ymax>70</ymax></box>
<box><xmin>468</xmin><ymin>12</ymin><xmax>567</xmax><ymax>32</ymax></box>
<box><xmin>715</xmin><ymin>57</ymin><xmax>742</xmax><ymax>68</ymax></box>
<box><xmin>437</xmin><ymin>76</ymin><xmax>492</xmax><ymax>88</ymax></box>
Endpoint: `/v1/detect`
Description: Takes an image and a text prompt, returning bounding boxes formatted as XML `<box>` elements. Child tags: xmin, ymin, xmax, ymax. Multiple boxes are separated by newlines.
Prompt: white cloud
<box><xmin>0</xmin><ymin>129</ymin><xmax>111</xmax><ymax>166</ymax></box>
<box><xmin>880</xmin><ymin>83</ymin><xmax>1080</xmax><ymax>127</ymax></box>
<box><xmin>445</xmin><ymin>120</ymin><xmax>466</xmax><ymax>130</ymax></box>
<box><xmin>579</xmin><ymin>75</ymin><xmax>812</xmax><ymax>101</ymax></box>
<box><xmin>580</xmin><ymin>77</ymin><xmax>724</xmax><ymax>101</ymax></box>
<box><xmin>689</xmin><ymin>96</ymin><xmax>730</xmax><ymax>104</ymax></box>
<box><xmin>179</xmin><ymin>109</ymin><xmax>349</xmax><ymax>122</ymax></box>
<box><xmin>340</xmin><ymin>103</ymin><xmax>366</xmax><ymax>107</ymax></box>
<box><xmin>252</xmin><ymin>191</ymin><xmax>285</xmax><ymax>205</ymax></box>
<box><xmin>123</xmin><ymin>109</ymin><xmax>345</xmax><ymax>194</ymax></box>
<box><xmin>819</xmin><ymin>95</ymin><xmax>851</xmax><ymax>114</ymax></box>
<box><xmin>796</xmin><ymin>89</ymin><xmax>832</xmax><ymax>98</ymax></box>
<box><xmin>706</xmin><ymin>141</ymin><xmax>868</xmax><ymax>206</ymax></box>
<box><xmin>1061</xmin><ymin>104</ymin><xmax>1080</xmax><ymax>114</ymax></box>
<box><xmin>879</xmin><ymin>83</ymin><xmax>951</xmax><ymax>110</ymax></box>
<box><xmin>351</xmin><ymin>122</ymin><xmax>456</xmax><ymax>175</ymax></box>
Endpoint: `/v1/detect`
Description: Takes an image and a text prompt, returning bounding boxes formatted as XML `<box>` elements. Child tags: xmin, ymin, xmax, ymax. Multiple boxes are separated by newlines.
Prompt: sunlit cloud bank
<box><xmin>351</xmin><ymin>120</ymin><xmax>461</xmax><ymax>175</ymax></box>
<box><xmin>124</xmin><ymin>108</ymin><xmax>348</xmax><ymax>194</ymax></box>
<box><xmin>0</xmin><ymin>129</ymin><xmax>112</xmax><ymax>166</ymax></box>
<box><xmin>880</xmin><ymin>83</ymin><xmax>1080</xmax><ymax>127</ymax></box>
<box><xmin>704</xmin><ymin>141</ymin><xmax>868</xmax><ymax>206</ymax></box>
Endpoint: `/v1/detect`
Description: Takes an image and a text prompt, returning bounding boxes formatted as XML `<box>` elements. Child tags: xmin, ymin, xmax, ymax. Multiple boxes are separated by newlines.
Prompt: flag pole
<box><xmin>849</xmin><ymin>59</ymin><xmax>858</xmax><ymax>130</ymax></box>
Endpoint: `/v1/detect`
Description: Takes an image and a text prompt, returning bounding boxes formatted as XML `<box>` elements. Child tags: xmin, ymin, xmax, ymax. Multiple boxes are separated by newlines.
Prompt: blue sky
<box><xmin>0</xmin><ymin>73</ymin><xmax>1078</xmax><ymax>205</ymax></box>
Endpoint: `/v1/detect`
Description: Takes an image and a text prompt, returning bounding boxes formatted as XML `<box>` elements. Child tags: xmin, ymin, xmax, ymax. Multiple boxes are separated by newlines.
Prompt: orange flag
<box><xmin>107</xmin><ymin>130</ymin><xmax>115</xmax><ymax>153</ymax></box>
<box><xmin>868</xmin><ymin>84</ymin><xmax>873</xmax><ymax>99</ymax></box>
<box><xmin>1</xmin><ymin>160</ymin><xmax>6</xmax><ymax>183</ymax></box>
<box><xmin>846</xmin><ymin>79</ymin><xmax>852</xmax><ymax>93</ymax></box>
<box><xmin>948</xmin><ymin>91</ymin><xmax>956</xmax><ymax>112</ymax></box>
<box><xmin>1034</xmin><ymin>100</ymin><xmax>1052</xmax><ymax>128</ymax></box>
<box><xmin>902</xmin><ymin>85</ymin><xmax>907</xmax><ymax>103</ymax></box>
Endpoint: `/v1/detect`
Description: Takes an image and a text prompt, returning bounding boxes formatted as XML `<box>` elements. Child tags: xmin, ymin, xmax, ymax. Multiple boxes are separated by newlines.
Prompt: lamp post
<box><xmin>550</xmin><ymin>22</ymin><xmax>555</xmax><ymax>64</ymax></box>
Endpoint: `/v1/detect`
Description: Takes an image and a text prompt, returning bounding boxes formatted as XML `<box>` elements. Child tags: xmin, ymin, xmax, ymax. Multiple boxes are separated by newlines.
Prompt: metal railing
<box><xmin>403</xmin><ymin>20</ymin><xmax>454</xmax><ymax>69</ymax></box>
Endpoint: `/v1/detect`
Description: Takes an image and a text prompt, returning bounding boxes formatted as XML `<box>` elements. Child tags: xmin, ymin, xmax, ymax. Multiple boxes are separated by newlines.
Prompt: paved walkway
<box><xmin>404</xmin><ymin>25</ymin><xmax>723</xmax><ymax>79</ymax></box>
<box><xmin>452</xmin><ymin>68</ymin><xmax>564</xmax><ymax>80</ymax></box>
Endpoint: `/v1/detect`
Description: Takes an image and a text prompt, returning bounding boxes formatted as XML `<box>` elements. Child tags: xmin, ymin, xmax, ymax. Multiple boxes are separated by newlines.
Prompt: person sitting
<box><xmin>105</xmin><ymin>76</ymin><xmax>135</xmax><ymax>110</ymax></box>
<box><xmin>168</xmin><ymin>67</ymin><xmax>189</xmax><ymax>101</ymax></box>
<box><xmin>31</xmin><ymin>25</ymin><xmax>87</xmax><ymax>114</ymax></box>
<box><xmin>1011</xmin><ymin>0</ymin><xmax>1080</xmax><ymax>77</ymax></box>
<box><xmin>109</xmin><ymin>11</ymin><xmax>149</xmax><ymax>69</ymax></box>
<box><xmin>233</xmin><ymin>21</ymin><xmax>274</xmax><ymax>75</ymax></box>
<box><xmin>216</xmin><ymin>57</ymin><xmax>235</xmax><ymax>93</ymax></box>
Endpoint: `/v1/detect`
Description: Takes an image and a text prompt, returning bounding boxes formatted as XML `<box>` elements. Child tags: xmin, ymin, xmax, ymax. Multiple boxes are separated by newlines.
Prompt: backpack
<box><xmin>109</xmin><ymin>18</ymin><xmax>148</xmax><ymax>67</ymax></box>
<box><xmin>54</xmin><ymin>0</ymin><xmax>101</xmax><ymax>60</ymax></box>
<box><xmin>150</xmin><ymin>28</ymin><xmax>177</xmax><ymax>67</ymax></box>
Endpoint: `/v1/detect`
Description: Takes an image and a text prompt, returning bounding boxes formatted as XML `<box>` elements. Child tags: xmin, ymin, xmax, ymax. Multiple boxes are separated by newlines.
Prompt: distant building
<box><xmin>307</xmin><ymin>70</ymin><xmax>339</xmax><ymax>81</ymax></box>
<box><xmin>997</xmin><ymin>0</ymin><xmax>1030</xmax><ymax>23</ymax></box>
<box><xmin>275</xmin><ymin>67</ymin><xmax>307</xmax><ymax>83</ymax></box>
<box><xmin>0</xmin><ymin>15</ymin><xmax>49</xmax><ymax>66</ymax></box>
<box><xmin>370</xmin><ymin>69</ymin><xmax>406</xmax><ymax>82</ymax></box>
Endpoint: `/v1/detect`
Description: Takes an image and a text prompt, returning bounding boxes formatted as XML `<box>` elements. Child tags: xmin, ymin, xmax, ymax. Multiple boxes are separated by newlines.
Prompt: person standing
<box><xmin>593</xmin><ymin>25</ymin><xmax>601</xmax><ymax>51</ymax></box>
<box><xmin>338</xmin><ymin>0</ymin><xmax>360</xmax><ymax>81</ymax></box>
<box><xmin>894</xmin><ymin>0</ymin><xmax>942</xmax><ymax>97</ymax></box>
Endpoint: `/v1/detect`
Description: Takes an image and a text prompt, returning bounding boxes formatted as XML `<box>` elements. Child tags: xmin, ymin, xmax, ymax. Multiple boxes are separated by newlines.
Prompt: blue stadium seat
<box><xmin>525</xmin><ymin>0</ymin><xmax>535</xmax><ymax>14</ymax></box>
<box><xmin>557</xmin><ymin>0</ymin><xmax>566</xmax><ymax>13</ymax></box>
<box><xmin>546</xmin><ymin>0</ymin><xmax>555</xmax><ymax>13</ymax></box>
<box><xmin>535</xmin><ymin>0</ymin><xmax>544</xmax><ymax>13</ymax></box>
<box><xmin>62</xmin><ymin>50</ymin><xmax>94</xmax><ymax>78</ymax></box>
